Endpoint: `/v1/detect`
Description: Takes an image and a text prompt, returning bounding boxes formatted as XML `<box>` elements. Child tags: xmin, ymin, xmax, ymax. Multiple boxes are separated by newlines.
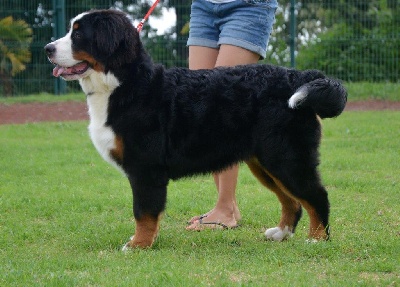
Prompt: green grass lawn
<box><xmin>0</xmin><ymin>111</ymin><xmax>399</xmax><ymax>286</ymax></box>
<box><xmin>344</xmin><ymin>82</ymin><xmax>400</xmax><ymax>101</ymax></box>
<box><xmin>0</xmin><ymin>92</ymin><xmax>85</xmax><ymax>104</ymax></box>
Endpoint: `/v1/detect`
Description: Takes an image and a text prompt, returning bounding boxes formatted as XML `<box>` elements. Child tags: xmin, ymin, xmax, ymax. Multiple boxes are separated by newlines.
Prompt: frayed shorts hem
<box><xmin>187</xmin><ymin>37</ymin><xmax>267</xmax><ymax>59</ymax></box>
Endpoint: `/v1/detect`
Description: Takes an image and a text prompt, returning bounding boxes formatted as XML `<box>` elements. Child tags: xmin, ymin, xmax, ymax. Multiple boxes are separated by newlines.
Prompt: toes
<box><xmin>187</xmin><ymin>214</ymin><xmax>208</xmax><ymax>225</ymax></box>
<box><xmin>265</xmin><ymin>226</ymin><xmax>293</xmax><ymax>241</ymax></box>
<box><xmin>121</xmin><ymin>236</ymin><xmax>135</xmax><ymax>252</ymax></box>
<box><xmin>121</xmin><ymin>235</ymin><xmax>154</xmax><ymax>251</ymax></box>
<box><xmin>122</xmin><ymin>242</ymin><xmax>131</xmax><ymax>252</ymax></box>
<box><xmin>264</xmin><ymin>227</ymin><xmax>281</xmax><ymax>240</ymax></box>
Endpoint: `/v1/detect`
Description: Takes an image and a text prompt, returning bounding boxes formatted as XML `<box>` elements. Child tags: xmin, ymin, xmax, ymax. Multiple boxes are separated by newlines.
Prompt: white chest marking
<box><xmin>80</xmin><ymin>71</ymin><xmax>124</xmax><ymax>173</ymax></box>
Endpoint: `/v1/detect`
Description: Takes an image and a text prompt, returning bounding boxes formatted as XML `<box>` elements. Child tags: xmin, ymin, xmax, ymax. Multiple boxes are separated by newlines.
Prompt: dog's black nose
<box><xmin>44</xmin><ymin>44</ymin><xmax>56</xmax><ymax>56</ymax></box>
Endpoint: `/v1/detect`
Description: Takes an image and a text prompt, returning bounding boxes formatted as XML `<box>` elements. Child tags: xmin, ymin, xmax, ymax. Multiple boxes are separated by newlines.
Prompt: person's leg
<box><xmin>186</xmin><ymin>0</ymin><xmax>277</xmax><ymax>230</ymax></box>
<box><xmin>186</xmin><ymin>45</ymin><xmax>219</xmax><ymax>224</ymax></box>
<box><xmin>189</xmin><ymin>44</ymin><xmax>260</xmax><ymax>70</ymax></box>
<box><xmin>188</xmin><ymin>46</ymin><xmax>219</xmax><ymax>70</ymax></box>
<box><xmin>187</xmin><ymin>45</ymin><xmax>259</xmax><ymax>230</ymax></box>
<box><xmin>215</xmin><ymin>44</ymin><xmax>260</xmax><ymax>67</ymax></box>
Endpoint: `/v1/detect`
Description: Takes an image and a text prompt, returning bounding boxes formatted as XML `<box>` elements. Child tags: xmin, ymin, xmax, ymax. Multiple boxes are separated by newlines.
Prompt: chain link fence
<box><xmin>0</xmin><ymin>0</ymin><xmax>399</xmax><ymax>96</ymax></box>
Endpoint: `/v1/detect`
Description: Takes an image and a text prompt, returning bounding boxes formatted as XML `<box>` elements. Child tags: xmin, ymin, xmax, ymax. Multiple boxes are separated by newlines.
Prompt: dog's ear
<box><xmin>92</xmin><ymin>11</ymin><xmax>139</xmax><ymax>68</ymax></box>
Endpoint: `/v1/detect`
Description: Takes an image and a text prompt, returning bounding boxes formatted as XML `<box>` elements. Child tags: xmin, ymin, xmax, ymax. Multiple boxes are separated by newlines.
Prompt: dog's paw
<box><xmin>121</xmin><ymin>234</ymin><xmax>155</xmax><ymax>250</ymax></box>
<box><xmin>121</xmin><ymin>236</ymin><xmax>135</xmax><ymax>252</ymax></box>
<box><xmin>265</xmin><ymin>226</ymin><xmax>293</xmax><ymax>241</ymax></box>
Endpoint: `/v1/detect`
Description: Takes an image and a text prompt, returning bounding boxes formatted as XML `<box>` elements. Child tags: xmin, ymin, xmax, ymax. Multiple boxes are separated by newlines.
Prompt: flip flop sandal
<box><xmin>195</xmin><ymin>217</ymin><xmax>240</xmax><ymax>230</ymax></box>
<box><xmin>187</xmin><ymin>214</ymin><xmax>208</xmax><ymax>225</ymax></box>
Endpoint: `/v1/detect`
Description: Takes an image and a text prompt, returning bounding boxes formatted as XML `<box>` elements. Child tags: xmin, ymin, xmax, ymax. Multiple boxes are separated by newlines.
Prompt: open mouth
<box><xmin>52</xmin><ymin>61</ymin><xmax>90</xmax><ymax>78</ymax></box>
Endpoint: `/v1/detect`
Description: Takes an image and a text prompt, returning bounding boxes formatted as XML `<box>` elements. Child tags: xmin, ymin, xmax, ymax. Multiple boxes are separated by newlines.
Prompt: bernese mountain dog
<box><xmin>44</xmin><ymin>9</ymin><xmax>347</xmax><ymax>249</ymax></box>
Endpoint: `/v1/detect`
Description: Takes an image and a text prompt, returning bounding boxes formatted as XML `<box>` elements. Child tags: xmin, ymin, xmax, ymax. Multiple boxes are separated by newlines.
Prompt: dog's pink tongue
<box><xmin>53</xmin><ymin>66</ymin><xmax>66</xmax><ymax>77</ymax></box>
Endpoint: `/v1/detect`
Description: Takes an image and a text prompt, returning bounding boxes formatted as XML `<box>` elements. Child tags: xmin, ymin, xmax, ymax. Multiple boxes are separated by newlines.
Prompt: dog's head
<box><xmin>44</xmin><ymin>10</ymin><xmax>140</xmax><ymax>81</ymax></box>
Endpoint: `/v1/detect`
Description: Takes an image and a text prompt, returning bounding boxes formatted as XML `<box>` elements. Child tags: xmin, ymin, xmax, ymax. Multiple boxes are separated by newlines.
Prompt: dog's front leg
<box><xmin>123</xmin><ymin>170</ymin><xmax>168</xmax><ymax>250</ymax></box>
<box><xmin>124</xmin><ymin>213</ymin><xmax>162</xmax><ymax>249</ymax></box>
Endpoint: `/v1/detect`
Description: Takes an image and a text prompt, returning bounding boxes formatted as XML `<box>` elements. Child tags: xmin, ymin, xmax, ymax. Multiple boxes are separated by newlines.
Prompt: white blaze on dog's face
<box><xmin>45</xmin><ymin>12</ymin><xmax>99</xmax><ymax>81</ymax></box>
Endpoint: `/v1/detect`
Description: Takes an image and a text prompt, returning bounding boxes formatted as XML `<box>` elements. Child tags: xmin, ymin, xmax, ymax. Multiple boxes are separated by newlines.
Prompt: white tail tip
<box><xmin>288</xmin><ymin>88</ymin><xmax>308</xmax><ymax>109</ymax></box>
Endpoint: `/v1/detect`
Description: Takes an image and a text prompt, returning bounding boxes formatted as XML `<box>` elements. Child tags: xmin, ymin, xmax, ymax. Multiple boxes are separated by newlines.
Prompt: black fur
<box><xmin>48</xmin><ymin>10</ymin><xmax>347</xmax><ymax>245</ymax></box>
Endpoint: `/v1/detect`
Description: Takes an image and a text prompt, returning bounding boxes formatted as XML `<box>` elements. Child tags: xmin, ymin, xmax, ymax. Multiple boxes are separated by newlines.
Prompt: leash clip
<box><xmin>136</xmin><ymin>0</ymin><xmax>161</xmax><ymax>32</ymax></box>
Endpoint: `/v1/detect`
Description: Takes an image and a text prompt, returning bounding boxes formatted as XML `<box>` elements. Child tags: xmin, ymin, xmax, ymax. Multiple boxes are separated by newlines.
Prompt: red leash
<box><xmin>137</xmin><ymin>0</ymin><xmax>161</xmax><ymax>32</ymax></box>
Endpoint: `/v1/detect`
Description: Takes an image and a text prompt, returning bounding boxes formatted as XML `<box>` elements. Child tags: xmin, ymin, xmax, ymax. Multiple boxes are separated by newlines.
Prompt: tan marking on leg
<box><xmin>126</xmin><ymin>213</ymin><xmax>162</xmax><ymax>249</ymax></box>
<box><xmin>298</xmin><ymin>201</ymin><xmax>328</xmax><ymax>240</ymax></box>
<box><xmin>110</xmin><ymin>135</ymin><xmax>124</xmax><ymax>165</ymax></box>
<box><xmin>246</xmin><ymin>158</ymin><xmax>301</xmax><ymax>231</ymax></box>
<box><xmin>261</xmin><ymin>168</ymin><xmax>328</xmax><ymax>241</ymax></box>
<box><xmin>316</xmin><ymin>115</ymin><xmax>322</xmax><ymax>125</ymax></box>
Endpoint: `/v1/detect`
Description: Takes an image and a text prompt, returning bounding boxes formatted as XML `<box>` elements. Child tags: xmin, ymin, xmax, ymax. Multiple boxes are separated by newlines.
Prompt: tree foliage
<box><xmin>0</xmin><ymin>16</ymin><xmax>32</xmax><ymax>96</ymax></box>
<box><xmin>295</xmin><ymin>0</ymin><xmax>399</xmax><ymax>81</ymax></box>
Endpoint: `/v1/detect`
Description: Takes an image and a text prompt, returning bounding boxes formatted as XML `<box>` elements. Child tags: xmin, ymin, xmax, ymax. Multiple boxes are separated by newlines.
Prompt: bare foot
<box><xmin>186</xmin><ymin>207</ymin><xmax>240</xmax><ymax>230</ymax></box>
<box><xmin>187</xmin><ymin>213</ymin><xmax>208</xmax><ymax>225</ymax></box>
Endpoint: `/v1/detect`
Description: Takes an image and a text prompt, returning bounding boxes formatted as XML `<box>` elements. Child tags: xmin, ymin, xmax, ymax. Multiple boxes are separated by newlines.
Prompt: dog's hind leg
<box><xmin>246</xmin><ymin>158</ymin><xmax>302</xmax><ymax>241</ymax></box>
<box><xmin>261</xmin><ymin>164</ymin><xmax>330</xmax><ymax>241</ymax></box>
<box><xmin>296</xmin><ymin>187</ymin><xmax>330</xmax><ymax>241</ymax></box>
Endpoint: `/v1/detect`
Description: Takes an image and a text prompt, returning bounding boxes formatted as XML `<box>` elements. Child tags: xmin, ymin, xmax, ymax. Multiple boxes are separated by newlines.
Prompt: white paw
<box><xmin>121</xmin><ymin>243</ymin><xmax>130</xmax><ymax>252</ymax></box>
<box><xmin>121</xmin><ymin>236</ymin><xmax>134</xmax><ymax>252</ymax></box>
<box><xmin>265</xmin><ymin>226</ymin><xmax>293</xmax><ymax>241</ymax></box>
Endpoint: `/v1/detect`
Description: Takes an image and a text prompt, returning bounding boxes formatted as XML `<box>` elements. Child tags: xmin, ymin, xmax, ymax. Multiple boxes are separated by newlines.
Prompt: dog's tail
<box><xmin>288</xmin><ymin>78</ymin><xmax>347</xmax><ymax>119</ymax></box>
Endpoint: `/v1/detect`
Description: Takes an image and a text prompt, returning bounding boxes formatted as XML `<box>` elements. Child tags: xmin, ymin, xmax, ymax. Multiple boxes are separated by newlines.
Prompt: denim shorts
<box><xmin>187</xmin><ymin>0</ymin><xmax>278</xmax><ymax>58</ymax></box>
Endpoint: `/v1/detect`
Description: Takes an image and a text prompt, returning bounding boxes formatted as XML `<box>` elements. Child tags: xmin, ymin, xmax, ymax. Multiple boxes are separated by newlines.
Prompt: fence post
<box><xmin>52</xmin><ymin>0</ymin><xmax>66</xmax><ymax>94</ymax></box>
<box><xmin>290</xmin><ymin>0</ymin><xmax>296</xmax><ymax>68</ymax></box>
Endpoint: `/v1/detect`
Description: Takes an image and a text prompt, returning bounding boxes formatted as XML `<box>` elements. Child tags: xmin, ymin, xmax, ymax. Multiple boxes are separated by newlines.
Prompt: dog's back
<box><xmin>158</xmin><ymin>64</ymin><xmax>346</xmax><ymax>177</ymax></box>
